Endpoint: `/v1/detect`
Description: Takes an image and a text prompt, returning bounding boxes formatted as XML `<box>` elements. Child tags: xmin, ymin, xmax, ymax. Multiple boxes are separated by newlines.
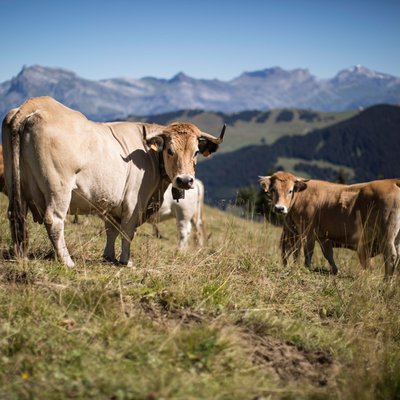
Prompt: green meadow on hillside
<box><xmin>0</xmin><ymin>193</ymin><xmax>399</xmax><ymax>399</ymax></box>
<box><xmin>127</xmin><ymin>108</ymin><xmax>357</xmax><ymax>154</ymax></box>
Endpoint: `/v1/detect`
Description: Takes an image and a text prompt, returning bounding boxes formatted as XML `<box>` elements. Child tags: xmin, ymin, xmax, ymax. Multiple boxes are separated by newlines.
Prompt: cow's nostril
<box><xmin>188</xmin><ymin>177</ymin><xmax>194</xmax><ymax>185</ymax></box>
<box><xmin>176</xmin><ymin>177</ymin><xmax>183</xmax><ymax>185</ymax></box>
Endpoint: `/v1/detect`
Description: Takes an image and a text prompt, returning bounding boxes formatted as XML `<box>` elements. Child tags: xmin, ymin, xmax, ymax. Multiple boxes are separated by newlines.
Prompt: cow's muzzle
<box><xmin>174</xmin><ymin>175</ymin><xmax>194</xmax><ymax>190</ymax></box>
<box><xmin>274</xmin><ymin>205</ymin><xmax>288</xmax><ymax>215</ymax></box>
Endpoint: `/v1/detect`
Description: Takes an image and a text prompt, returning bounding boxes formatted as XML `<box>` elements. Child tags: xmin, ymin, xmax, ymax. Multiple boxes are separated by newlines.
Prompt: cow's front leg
<box><xmin>304</xmin><ymin>233</ymin><xmax>316</xmax><ymax>270</ymax></box>
<box><xmin>319</xmin><ymin>240</ymin><xmax>338</xmax><ymax>275</ymax></box>
<box><xmin>280</xmin><ymin>223</ymin><xmax>300</xmax><ymax>267</ymax></box>
<box><xmin>119</xmin><ymin>224</ymin><xmax>136</xmax><ymax>267</ymax></box>
<box><xmin>177</xmin><ymin>219</ymin><xmax>192</xmax><ymax>250</ymax></box>
<box><xmin>103</xmin><ymin>219</ymin><xmax>119</xmax><ymax>264</ymax></box>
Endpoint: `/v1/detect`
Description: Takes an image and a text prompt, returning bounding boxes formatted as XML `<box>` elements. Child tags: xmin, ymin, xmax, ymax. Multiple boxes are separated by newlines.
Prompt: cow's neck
<box><xmin>144</xmin><ymin>152</ymin><xmax>171</xmax><ymax>220</ymax></box>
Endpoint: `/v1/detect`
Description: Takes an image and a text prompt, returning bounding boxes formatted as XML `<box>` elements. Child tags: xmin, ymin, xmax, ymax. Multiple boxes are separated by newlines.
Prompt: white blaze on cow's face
<box><xmin>259</xmin><ymin>172</ymin><xmax>308</xmax><ymax>215</ymax></box>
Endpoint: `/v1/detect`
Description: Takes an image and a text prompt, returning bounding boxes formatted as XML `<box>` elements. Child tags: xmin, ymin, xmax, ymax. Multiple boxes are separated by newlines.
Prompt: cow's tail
<box><xmin>7</xmin><ymin>107</ymin><xmax>29</xmax><ymax>257</ymax></box>
<box><xmin>195</xmin><ymin>180</ymin><xmax>207</xmax><ymax>246</ymax></box>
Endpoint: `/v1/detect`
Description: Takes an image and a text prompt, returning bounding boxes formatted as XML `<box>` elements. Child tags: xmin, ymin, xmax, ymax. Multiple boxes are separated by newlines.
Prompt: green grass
<box><xmin>0</xmin><ymin>193</ymin><xmax>400</xmax><ymax>399</ymax></box>
<box><xmin>132</xmin><ymin>108</ymin><xmax>358</xmax><ymax>155</ymax></box>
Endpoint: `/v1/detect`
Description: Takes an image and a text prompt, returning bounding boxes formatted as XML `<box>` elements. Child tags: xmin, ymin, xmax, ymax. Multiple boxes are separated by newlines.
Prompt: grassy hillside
<box><xmin>198</xmin><ymin>104</ymin><xmax>400</xmax><ymax>203</ymax></box>
<box><xmin>127</xmin><ymin>108</ymin><xmax>357</xmax><ymax>154</ymax></box>
<box><xmin>0</xmin><ymin>193</ymin><xmax>399</xmax><ymax>399</ymax></box>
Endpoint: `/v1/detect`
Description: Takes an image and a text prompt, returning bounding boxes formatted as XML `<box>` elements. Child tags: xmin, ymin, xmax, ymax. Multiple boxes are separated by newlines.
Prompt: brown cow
<box><xmin>259</xmin><ymin>171</ymin><xmax>400</xmax><ymax>279</ymax></box>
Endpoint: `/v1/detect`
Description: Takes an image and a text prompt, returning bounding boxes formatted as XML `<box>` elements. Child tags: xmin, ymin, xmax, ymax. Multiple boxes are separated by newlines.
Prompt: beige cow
<box><xmin>149</xmin><ymin>179</ymin><xmax>206</xmax><ymax>249</ymax></box>
<box><xmin>2</xmin><ymin>96</ymin><xmax>226</xmax><ymax>267</ymax></box>
<box><xmin>259</xmin><ymin>171</ymin><xmax>400</xmax><ymax>278</ymax></box>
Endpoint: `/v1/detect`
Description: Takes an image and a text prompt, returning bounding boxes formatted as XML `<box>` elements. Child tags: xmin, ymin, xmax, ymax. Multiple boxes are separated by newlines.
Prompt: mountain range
<box><xmin>1</xmin><ymin>65</ymin><xmax>400</xmax><ymax>121</ymax></box>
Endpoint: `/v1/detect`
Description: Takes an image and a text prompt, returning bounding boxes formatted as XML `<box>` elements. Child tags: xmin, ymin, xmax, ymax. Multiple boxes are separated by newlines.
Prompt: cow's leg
<box><xmin>192</xmin><ymin>214</ymin><xmax>205</xmax><ymax>247</ymax></box>
<box><xmin>43</xmin><ymin>194</ymin><xmax>74</xmax><ymax>267</ymax></box>
<box><xmin>304</xmin><ymin>233</ymin><xmax>316</xmax><ymax>269</ymax></box>
<box><xmin>152</xmin><ymin>223</ymin><xmax>162</xmax><ymax>239</ymax></box>
<box><xmin>8</xmin><ymin>198</ymin><xmax>29</xmax><ymax>259</ymax></box>
<box><xmin>382</xmin><ymin>223</ymin><xmax>400</xmax><ymax>280</ymax></box>
<box><xmin>119</xmin><ymin>223</ymin><xmax>136</xmax><ymax>267</ymax></box>
<box><xmin>356</xmin><ymin>241</ymin><xmax>372</xmax><ymax>270</ymax></box>
<box><xmin>280</xmin><ymin>224</ymin><xmax>300</xmax><ymax>266</ymax></box>
<box><xmin>103</xmin><ymin>219</ymin><xmax>119</xmax><ymax>263</ymax></box>
<box><xmin>319</xmin><ymin>240</ymin><xmax>338</xmax><ymax>275</ymax></box>
<box><xmin>383</xmin><ymin>242</ymin><xmax>397</xmax><ymax>280</ymax></box>
<box><xmin>280</xmin><ymin>228</ymin><xmax>290</xmax><ymax>267</ymax></box>
<box><xmin>177</xmin><ymin>218</ymin><xmax>192</xmax><ymax>250</ymax></box>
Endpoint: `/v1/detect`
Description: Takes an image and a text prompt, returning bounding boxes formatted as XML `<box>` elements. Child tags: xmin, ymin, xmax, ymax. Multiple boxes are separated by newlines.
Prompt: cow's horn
<box><xmin>200</xmin><ymin>124</ymin><xmax>226</xmax><ymax>144</ymax></box>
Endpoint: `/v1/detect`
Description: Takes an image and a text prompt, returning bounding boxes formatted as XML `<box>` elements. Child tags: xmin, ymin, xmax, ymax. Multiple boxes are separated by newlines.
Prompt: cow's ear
<box><xmin>198</xmin><ymin>124</ymin><xmax>226</xmax><ymax>157</ymax></box>
<box><xmin>143</xmin><ymin>124</ymin><xmax>165</xmax><ymax>152</ymax></box>
<box><xmin>198</xmin><ymin>138</ymin><xmax>219</xmax><ymax>157</ymax></box>
<box><xmin>259</xmin><ymin>176</ymin><xmax>271</xmax><ymax>192</ymax></box>
<box><xmin>146</xmin><ymin>136</ymin><xmax>164</xmax><ymax>152</ymax></box>
<box><xmin>294</xmin><ymin>178</ymin><xmax>309</xmax><ymax>192</ymax></box>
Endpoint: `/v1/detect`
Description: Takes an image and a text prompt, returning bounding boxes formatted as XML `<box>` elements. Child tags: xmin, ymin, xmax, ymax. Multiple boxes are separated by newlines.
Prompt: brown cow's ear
<box><xmin>198</xmin><ymin>138</ymin><xmax>219</xmax><ymax>157</ymax></box>
<box><xmin>259</xmin><ymin>176</ymin><xmax>271</xmax><ymax>191</ymax></box>
<box><xmin>198</xmin><ymin>124</ymin><xmax>226</xmax><ymax>157</ymax></box>
<box><xmin>294</xmin><ymin>179</ymin><xmax>309</xmax><ymax>192</ymax></box>
<box><xmin>146</xmin><ymin>136</ymin><xmax>164</xmax><ymax>152</ymax></box>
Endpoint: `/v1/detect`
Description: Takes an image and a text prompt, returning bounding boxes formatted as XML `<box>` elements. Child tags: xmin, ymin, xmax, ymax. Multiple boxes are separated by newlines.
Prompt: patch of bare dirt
<box><xmin>244</xmin><ymin>330</ymin><xmax>339</xmax><ymax>389</ymax></box>
<box><xmin>134</xmin><ymin>296</ymin><xmax>340</xmax><ymax>390</ymax></box>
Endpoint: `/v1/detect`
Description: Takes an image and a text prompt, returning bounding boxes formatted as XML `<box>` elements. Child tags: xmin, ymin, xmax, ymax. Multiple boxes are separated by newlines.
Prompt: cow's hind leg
<box><xmin>43</xmin><ymin>192</ymin><xmax>74</xmax><ymax>267</ymax></box>
<box><xmin>8</xmin><ymin>197</ymin><xmax>29</xmax><ymax>259</ymax></box>
<box><xmin>383</xmin><ymin>225</ymin><xmax>400</xmax><ymax>280</ymax></box>
<box><xmin>319</xmin><ymin>240</ymin><xmax>338</xmax><ymax>275</ymax></box>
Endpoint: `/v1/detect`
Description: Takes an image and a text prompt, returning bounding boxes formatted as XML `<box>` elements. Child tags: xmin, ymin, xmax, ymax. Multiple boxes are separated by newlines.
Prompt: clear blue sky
<box><xmin>0</xmin><ymin>0</ymin><xmax>399</xmax><ymax>82</ymax></box>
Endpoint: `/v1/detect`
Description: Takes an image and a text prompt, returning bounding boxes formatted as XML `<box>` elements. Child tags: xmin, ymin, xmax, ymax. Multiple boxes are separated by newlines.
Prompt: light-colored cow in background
<box><xmin>259</xmin><ymin>171</ymin><xmax>400</xmax><ymax>279</ymax></box>
<box><xmin>149</xmin><ymin>179</ymin><xmax>206</xmax><ymax>249</ymax></box>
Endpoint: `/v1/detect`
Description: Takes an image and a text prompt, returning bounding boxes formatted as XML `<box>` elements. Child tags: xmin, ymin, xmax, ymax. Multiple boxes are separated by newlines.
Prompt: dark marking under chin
<box><xmin>172</xmin><ymin>187</ymin><xmax>185</xmax><ymax>202</ymax></box>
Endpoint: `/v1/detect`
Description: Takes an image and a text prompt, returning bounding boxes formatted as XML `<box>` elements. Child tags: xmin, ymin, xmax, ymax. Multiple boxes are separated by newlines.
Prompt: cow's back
<box><xmin>4</xmin><ymin>97</ymin><xmax>157</xmax><ymax>221</ymax></box>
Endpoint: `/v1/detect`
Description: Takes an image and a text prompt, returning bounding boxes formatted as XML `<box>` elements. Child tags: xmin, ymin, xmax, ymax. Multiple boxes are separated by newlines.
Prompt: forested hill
<box><xmin>197</xmin><ymin>104</ymin><xmax>400</xmax><ymax>204</ymax></box>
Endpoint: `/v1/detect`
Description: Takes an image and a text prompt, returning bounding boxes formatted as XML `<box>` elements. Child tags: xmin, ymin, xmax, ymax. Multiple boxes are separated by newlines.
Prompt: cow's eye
<box><xmin>270</xmin><ymin>187</ymin><xmax>276</xmax><ymax>194</ymax></box>
<box><xmin>288</xmin><ymin>189</ymin><xmax>293</xmax><ymax>194</ymax></box>
<box><xmin>194</xmin><ymin>150</ymin><xmax>199</xmax><ymax>157</ymax></box>
<box><xmin>167</xmin><ymin>148</ymin><xmax>174</xmax><ymax>156</ymax></box>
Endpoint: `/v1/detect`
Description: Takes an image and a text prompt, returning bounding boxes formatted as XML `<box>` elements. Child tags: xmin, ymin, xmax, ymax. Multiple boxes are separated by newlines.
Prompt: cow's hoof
<box><xmin>103</xmin><ymin>255</ymin><xmax>118</xmax><ymax>264</ymax></box>
<box><xmin>65</xmin><ymin>259</ymin><xmax>75</xmax><ymax>268</ymax></box>
<box><xmin>118</xmin><ymin>259</ymin><xmax>134</xmax><ymax>268</ymax></box>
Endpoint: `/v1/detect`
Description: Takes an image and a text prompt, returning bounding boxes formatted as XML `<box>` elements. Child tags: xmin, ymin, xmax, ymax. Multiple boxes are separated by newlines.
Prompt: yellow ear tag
<box><xmin>203</xmin><ymin>149</ymin><xmax>211</xmax><ymax>157</ymax></box>
<box><xmin>150</xmin><ymin>143</ymin><xmax>158</xmax><ymax>151</ymax></box>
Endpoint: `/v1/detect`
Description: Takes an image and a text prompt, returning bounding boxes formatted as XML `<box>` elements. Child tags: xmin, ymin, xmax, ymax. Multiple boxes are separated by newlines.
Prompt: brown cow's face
<box><xmin>163</xmin><ymin>130</ymin><xmax>199</xmax><ymax>189</ymax></box>
<box><xmin>259</xmin><ymin>171</ymin><xmax>308</xmax><ymax>215</ymax></box>
<box><xmin>145</xmin><ymin>122</ymin><xmax>224</xmax><ymax>190</ymax></box>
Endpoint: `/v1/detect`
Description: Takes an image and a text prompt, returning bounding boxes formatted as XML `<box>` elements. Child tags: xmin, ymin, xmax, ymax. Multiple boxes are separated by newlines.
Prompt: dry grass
<box><xmin>0</xmin><ymin>193</ymin><xmax>399</xmax><ymax>399</ymax></box>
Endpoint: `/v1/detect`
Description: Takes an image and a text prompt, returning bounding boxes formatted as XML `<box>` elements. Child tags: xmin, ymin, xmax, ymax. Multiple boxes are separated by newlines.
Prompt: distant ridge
<box><xmin>196</xmin><ymin>104</ymin><xmax>400</xmax><ymax>203</ymax></box>
<box><xmin>1</xmin><ymin>64</ymin><xmax>400</xmax><ymax>121</ymax></box>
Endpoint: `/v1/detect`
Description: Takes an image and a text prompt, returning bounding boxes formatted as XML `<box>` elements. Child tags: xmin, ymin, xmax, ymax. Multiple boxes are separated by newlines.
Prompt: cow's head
<box><xmin>143</xmin><ymin>122</ymin><xmax>225</xmax><ymax>190</ymax></box>
<box><xmin>259</xmin><ymin>171</ymin><xmax>309</xmax><ymax>215</ymax></box>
